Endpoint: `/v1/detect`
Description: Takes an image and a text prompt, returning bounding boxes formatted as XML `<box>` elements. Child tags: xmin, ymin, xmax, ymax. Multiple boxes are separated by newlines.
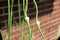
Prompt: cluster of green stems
<box><xmin>23</xmin><ymin>0</ymin><xmax>33</xmax><ymax>40</ymax></box>
<box><xmin>8</xmin><ymin>0</ymin><xmax>14</xmax><ymax>40</ymax></box>
<box><xmin>0</xmin><ymin>0</ymin><xmax>46</xmax><ymax>40</ymax></box>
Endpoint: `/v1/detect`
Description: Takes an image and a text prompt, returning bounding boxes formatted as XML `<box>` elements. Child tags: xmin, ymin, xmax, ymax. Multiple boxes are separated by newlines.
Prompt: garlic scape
<box><xmin>16</xmin><ymin>0</ymin><xmax>25</xmax><ymax>40</ymax></box>
<box><xmin>8</xmin><ymin>0</ymin><xmax>14</xmax><ymax>40</ymax></box>
<box><xmin>23</xmin><ymin>0</ymin><xmax>33</xmax><ymax>40</ymax></box>
<box><xmin>33</xmin><ymin>0</ymin><xmax>46</xmax><ymax>40</ymax></box>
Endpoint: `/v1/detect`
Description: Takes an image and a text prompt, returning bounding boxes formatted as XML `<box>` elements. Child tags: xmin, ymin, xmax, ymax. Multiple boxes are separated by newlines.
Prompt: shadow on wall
<box><xmin>38</xmin><ymin>0</ymin><xmax>54</xmax><ymax>16</ymax></box>
<box><xmin>28</xmin><ymin>0</ymin><xmax>55</xmax><ymax>19</ymax></box>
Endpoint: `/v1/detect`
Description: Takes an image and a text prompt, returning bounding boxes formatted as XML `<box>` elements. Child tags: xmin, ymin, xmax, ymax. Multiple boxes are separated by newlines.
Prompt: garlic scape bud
<box><xmin>23</xmin><ymin>0</ymin><xmax>33</xmax><ymax>40</ymax></box>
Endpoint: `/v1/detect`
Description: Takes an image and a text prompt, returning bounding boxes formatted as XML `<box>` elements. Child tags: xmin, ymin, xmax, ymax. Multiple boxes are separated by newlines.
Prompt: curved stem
<box><xmin>23</xmin><ymin>0</ymin><xmax>33</xmax><ymax>40</ymax></box>
<box><xmin>23</xmin><ymin>0</ymin><xmax>28</xmax><ymax>17</ymax></box>
<box><xmin>33</xmin><ymin>0</ymin><xmax>38</xmax><ymax>21</ymax></box>
<box><xmin>33</xmin><ymin>0</ymin><xmax>46</xmax><ymax>40</ymax></box>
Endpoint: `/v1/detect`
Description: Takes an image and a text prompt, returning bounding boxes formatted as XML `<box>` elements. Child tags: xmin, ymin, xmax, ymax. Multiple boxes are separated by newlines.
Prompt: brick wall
<box><xmin>0</xmin><ymin>0</ymin><xmax>55</xmax><ymax>29</ymax></box>
<box><xmin>0</xmin><ymin>0</ymin><xmax>60</xmax><ymax>40</ymax></box>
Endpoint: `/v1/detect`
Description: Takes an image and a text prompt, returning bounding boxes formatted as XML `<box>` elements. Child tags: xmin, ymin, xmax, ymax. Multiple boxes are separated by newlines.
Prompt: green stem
<box><xmin>23</xmin><ymin>0</ymin><xmax>33</xmax><ymax>40</ymax></box>
<box><xmin>21</xmin><ymin>18</ymin><xmax>25</xmax><ymax>40</ymax></box>
<box><xmin>39</xmin><ymin>27</ymin><xmax>46</xmax><ymax>40</ymax></box>
<box><xmin>23</xmin><ymin>0</ymin><xmax>25</xmax><ymax>11</ymax></box>
<box><xmin>8</xmin><ymin>0</ymin><xmax>14</xmax><ymax>40</ymax></box>
<box><xmin>23</xmin><ymin>0</ymin><xmax>28</xmax><ymax>17</ymax></box>
<box><xmin>0</xmin><ymin>30</ymin><xmax>4</xmax><ymax>40</ymax></box>
<box><xmin>11</xmin><ymin>0</ymin><xmax>14</xmax><ymax>23</ymax></box>
<box><xmin>28</xmin><ymin>22</ymin><xmax>33</xmax><ymax>40</ymax></box>
<box><xmin>33</xmin><ymin>0</ymin><xmax>46</xmax><ymax>40</ymax></box>
<box><xmin>8</xmin><ymin>0</ymin><xmax>11</xmax><ymax>40</ymax></box>
<box><xmin>18</xmin><ymin>0</ymin><xmax>25</xmax><ymax>40</ymax></box>
<box><xmin>18</xmin><ymin>0</ymin><xmax>20</xmax><ymax>22</ymax></box>
<box><xmin>33</xmin><ymin>0</ymin><xmax>38</xmax><ymax>21</ymax></box>
<box><xmin>14</xmin><ymin>19</ymin><xmax>25</xmax><ymax>40</ymax></box>
<box><xmin>10</xmin><ymin>0</ymin><xmax>14</xmax><ymax>30</ymax></box>
<box><xmin>25</xmin><ymin>0</ymin><xmax>28</xmax><ymax>16</ymax></box>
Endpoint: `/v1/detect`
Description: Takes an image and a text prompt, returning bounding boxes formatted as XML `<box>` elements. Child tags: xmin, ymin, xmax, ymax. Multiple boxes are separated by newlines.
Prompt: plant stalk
<box><xmin>0</xmin><ymin>30</ymin><xmax>4</xmax><ymax>40</ymax></box>
<box><xmin>8</xmin><ymin>0</ymin><xmax>14</xmax><ymax>40</ymax></box>
<box><xmin>18</xmin><ymin>0</ymin><xmax>20</xmax><ymax>22</ymax></box>
<box><xmin>23</xmin><ymin>0</ymin><xmax>33</xmax><ymax>40</ymax></box>
<box><xmin>8</xmin><ymin>0</ymin><xmax>11</xmax><ymax>40</ymax></box>
<box><xmin>33</xmin><ymin>0</ymin><xmax>46</xmax><ymax>40</ymax></box>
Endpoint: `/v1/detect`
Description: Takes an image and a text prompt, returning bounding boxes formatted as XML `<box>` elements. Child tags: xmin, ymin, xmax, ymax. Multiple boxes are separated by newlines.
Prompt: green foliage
<box><xmin>0</xmin><ymin>0</ymin><xmax>46</xmax><ymax>40</ymax></box>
